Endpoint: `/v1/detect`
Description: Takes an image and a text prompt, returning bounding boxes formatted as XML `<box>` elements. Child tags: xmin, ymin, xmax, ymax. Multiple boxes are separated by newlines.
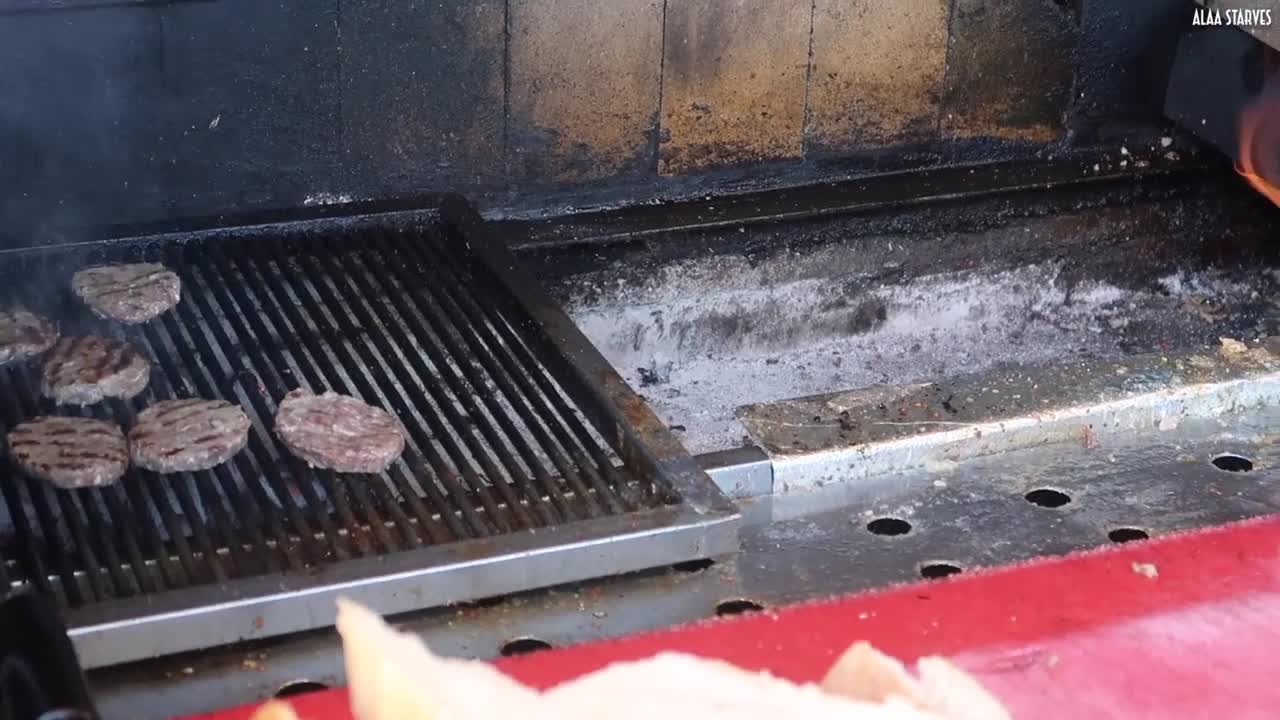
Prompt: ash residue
<box><xmin>565</xmin><ymin>253</ymin><xmax>1277</xmax><ymax>454</ymax></box>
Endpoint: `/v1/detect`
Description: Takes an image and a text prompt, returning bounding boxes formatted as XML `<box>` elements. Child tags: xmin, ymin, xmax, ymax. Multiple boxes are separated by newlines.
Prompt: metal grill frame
<box><xmin>0</xmin><ymin>195</ymin><xmax>739</xmax><ymax>669</ymax></box>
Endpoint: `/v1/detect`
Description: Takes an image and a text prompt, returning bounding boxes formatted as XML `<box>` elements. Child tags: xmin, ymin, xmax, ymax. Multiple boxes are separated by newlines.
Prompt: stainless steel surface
<box><xmin>0</xmin><ymin>201</ymin><xmax>740</xmax><ymax>670</ymax></box>
<box><xmin>739</xmin><ymin>340</ymin><xmax>1279</xmax><ymax>490</ymax></box>
<box><xmin>91</xmin><ymin>342</ymin><xmax>1280</xmax><ymax>718</ymax></box>
<box><xmin>70</xmin><ymin>507</ymin><xmax>736</xmax><ymax>671</ymax></box>
<box><xmin>698</xmin><ymin>447</ymin><xmax>774</xmax><ymax>498</ymax></box>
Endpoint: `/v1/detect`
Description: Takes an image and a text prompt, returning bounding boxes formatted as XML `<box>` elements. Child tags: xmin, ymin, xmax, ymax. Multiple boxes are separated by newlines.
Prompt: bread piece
<box><xmin>332</xmin><ymin>597</ymin><xmax>1010</xmax><ymax>720</ymax></box>
<box><xmin>335</xmin><ymin>598</ymin><xmax>540</xmax><ymax>720</ymax></box>
<box><xmin>822</xmin><ymin>642</ymin><xmax>932</xmax><ymax>709</ymax></box>
<box><xmin>544</xmin><ymin>652</ymin><xmax>943</xmax><ymax>720</ymax></box>
<box><xmin>249</xmin><ymin>701</ymin><xmax>301</xmax><ymax>720</ymax></box>
<box><xmin>915</xmin><ymin>657</ymin><xmax>1012</xmax><ymax>720</ymax></box>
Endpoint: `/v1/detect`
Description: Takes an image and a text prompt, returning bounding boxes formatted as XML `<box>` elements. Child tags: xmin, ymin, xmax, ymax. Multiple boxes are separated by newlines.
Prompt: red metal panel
<box><xmin>187</xmin><ymin>514</ymin><xmax>1280</xmax><ymax>719</ymax></box>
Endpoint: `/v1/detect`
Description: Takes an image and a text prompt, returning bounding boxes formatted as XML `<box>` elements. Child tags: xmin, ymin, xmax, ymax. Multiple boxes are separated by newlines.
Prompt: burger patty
<box><xmin>42</xmin><ymin>335</ymin><xmax>151</xmax><ymax>405</ymax></box>
<box><xmin>71</xmin><ymin>262</ymin><xmax>182</xmax><ymax>324</ymax></box>
<box><xmin>274</xmin><ymin>388</ymin><xmax>405</xmax><ymax>473</ymax></box>
<box><xmin>129</xmin><ymin>398</ymin><xmax>252</xmax><ymax>473</ymax></box>
<box><xmin>6</xmin><ymin>416</ymin><xmax>129</xmax><ymax>488</ymax></box>
<box><xmin>0</xmin><ymin>308</ymin><xmax>59</xmax><ymax>366</ymax></box>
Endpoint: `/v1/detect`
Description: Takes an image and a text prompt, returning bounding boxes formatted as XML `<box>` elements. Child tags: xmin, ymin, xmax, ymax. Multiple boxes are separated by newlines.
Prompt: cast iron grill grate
<box><xmin>0</xmin><ymin>199</ymin><xmax>735</xmax><ymax>656</ymax></box>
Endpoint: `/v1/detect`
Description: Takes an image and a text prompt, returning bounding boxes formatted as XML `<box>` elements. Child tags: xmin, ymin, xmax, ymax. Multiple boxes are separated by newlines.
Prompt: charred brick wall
<box><xmin>0</xmin><ymin>0</ymin><xmax>1181</xmax><ymax>238</ymax></box>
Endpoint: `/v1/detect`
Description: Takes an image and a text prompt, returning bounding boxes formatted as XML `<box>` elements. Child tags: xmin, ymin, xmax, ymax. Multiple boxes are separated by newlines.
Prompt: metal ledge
<box><xmin>738</xmin><ymin>339</ymin><xmax>1279</xmax><ymax>491</ymax></box>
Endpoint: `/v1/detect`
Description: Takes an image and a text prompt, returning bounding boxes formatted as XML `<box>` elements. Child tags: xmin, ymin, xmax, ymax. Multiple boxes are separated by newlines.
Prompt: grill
<box><xmin>0</xmin><ymin>196</ymin><xmax>738</xmax><ymax>669</ymax></box>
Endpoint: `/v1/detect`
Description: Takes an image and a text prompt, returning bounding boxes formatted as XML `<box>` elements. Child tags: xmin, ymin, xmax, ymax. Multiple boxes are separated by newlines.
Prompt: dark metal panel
<box><xmin>1073</xmin><ymin>0</ymin><xmax>1186</xmax><ymax>131</ymax></box>
<box><xmin>340</xmin><ymin>0</ymin><xmax>505</xmax><ymax>193</ymax></box>
<box><xmin>0</xmin><ymin>7</ymin><xmax>169</xmax><ymax>239</ymax></box>
<box><xmin>156</xmin><ymin>0</ymin><xmax>342</xmax><ymax>215</ymax></box>
<box><xmin>1164</xmin><ymin>26</ymin><xmax>1263</xmax><ymax>162</ymax></box>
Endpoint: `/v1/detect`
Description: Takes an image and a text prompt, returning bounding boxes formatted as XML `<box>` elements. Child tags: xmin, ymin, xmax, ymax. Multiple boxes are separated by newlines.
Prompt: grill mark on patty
<box><xmin>6</xmin><ymin>416</ymin><xmax>129</xmax><ymax>487</ymax></box>
<box><xmin>21</xmin><ymin>450</ymin><xmax>126</xmax><ymax>462</ymax></box>
<box><xmin>109</xmin><ymin>344</ymin><xmax>140</xmax><ymax>376</ymax></box>
<box><xmin>151</xmin><ymin>398</ymin><xmax>206</xmax><ymax>418</ymax></box>
<box><xmin>41</xmin><ymin>334</ymin><xmax>150</xmax><ymax>404</ymax></box>
<box><xmin>129</xmin><ymin>398</ymin><xmax>250</xmax><ymax>472</ymax></box>
<box><xmin>77</xmin><ymin>268</ymin><xmax>174</xmax><ymax>294</ymax></box>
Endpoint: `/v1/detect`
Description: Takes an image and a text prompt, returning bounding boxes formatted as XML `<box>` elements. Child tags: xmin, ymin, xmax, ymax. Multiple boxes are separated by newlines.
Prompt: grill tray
<box><xmin>0</xmin><ymin>196</ymin><xmax>738</xmax><ymax>668</ymax></box>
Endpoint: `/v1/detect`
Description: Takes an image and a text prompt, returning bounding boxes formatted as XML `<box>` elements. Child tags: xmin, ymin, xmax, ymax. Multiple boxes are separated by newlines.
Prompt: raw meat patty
<box><xmin>7</xmin><ymin>416</ymin><xmax>129</xmax><ymax>488</ymax></box>
<box><xmin>129</xmin><ymin>398</ymin><xmax>252</xmax><ymax>473</ymax></box>
<box><xmin>71</xmin><ymin>262</ymin><xmax>181</xmax><ymax>324</ymax></box>
<box><xmin>41</xmin><ymin>335</ymin><xmax>151</xmax><ymax>405</ymax></box>
<box><xmin>274</xmin><ymin>388</ymin><xmax>405</xmax><ymax>473</ymax></box>
<box><xmin>0</xmin><ymin>308</ymin><xmax>58</xmax><ymax>366</ymax></box>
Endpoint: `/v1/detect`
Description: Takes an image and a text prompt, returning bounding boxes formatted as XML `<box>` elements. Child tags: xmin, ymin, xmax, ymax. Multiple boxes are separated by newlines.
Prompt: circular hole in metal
<box><xmin>500</xmin><ymin>637</ymin><xmax>552</xmax><ymax>657</ymax></box>
<box><xmin>1108</xmin><ymin>527</ymin><xmax>1150</xmax><ymax>544</ymax></box>
<box><xmin>275</xmin><ymin>680</ymin><xmax>330</xmax><ymax>698</ymax></box>
<box><xmin>715</xmin><ymin>598</ymin><xmax>765</xmax><ymax>616</ymax></box>
<box><xmin>919</xmin><ymin>562</ymin><xmax>963</xmax><ymax>580</ymax></box>
<box><xmin>866</xmin><ymin>517</ymin><xmax>912</xmax><ymax>536</ymax></box>
<box><xmin>1212</xmin><ymin>453</ymin><xmax>1254</xmax><ymax>473</ymax></box>
<box><xmin>1024</xmin><ymin>488</ymin><xmax>1071</xmax><ymax>508</ymax></box>
<box><xmin>673</xmin><ymin>558</ymin><xmax>715</xmax><ymax>573</ymax></box>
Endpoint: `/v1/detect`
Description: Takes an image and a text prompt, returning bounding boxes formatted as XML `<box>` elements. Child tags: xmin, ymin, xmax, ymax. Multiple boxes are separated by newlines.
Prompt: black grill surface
<box><xmin>0</xmin><ymin>200</ymin><xmax>684</xmax><ymax>611</ymax></box>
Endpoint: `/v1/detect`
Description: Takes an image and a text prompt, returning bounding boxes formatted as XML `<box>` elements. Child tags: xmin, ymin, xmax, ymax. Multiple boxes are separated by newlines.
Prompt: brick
<box><xmin>659</xmin><ymin>0</ymin><xmax>812</xmax><ymax>175</ymax></box>
<box><xmin>508</xmin><ymin>0</ymin><xmax>664</xmax><ymax>183</ymax></box>
<box><xmin>805</xmin><ymin>0</ymin><xmax>949</xmax><ymax>155</ymax></box>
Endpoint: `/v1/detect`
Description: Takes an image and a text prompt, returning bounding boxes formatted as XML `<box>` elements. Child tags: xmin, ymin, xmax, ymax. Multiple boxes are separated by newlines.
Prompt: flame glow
<box><xmin>1237</xmin><ymin>77</ymin><xmax>1280</xmax><ymax>207</ymax></box>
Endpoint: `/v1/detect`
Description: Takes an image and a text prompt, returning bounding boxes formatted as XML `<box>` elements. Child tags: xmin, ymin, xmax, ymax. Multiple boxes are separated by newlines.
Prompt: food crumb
<box><xmin>242</xmin><ymin>659</ymin><xmax>261</xmax><ymax>671</ymax></box>
<box><xmin>1219</xmin><ymin>337</ymin><xmax>1249</xmax><ymax>356</ymax></box>
<box><xmin>181</xmin><ymin>667</ymin><xmax>194</xmax><ymax>676</ymax></box>
<box><xmin>1047</xmin><ymin>654</ymin><xmax>1060</xmax><ymax>668</ymax></box>
<box><xmin>1131</xmin><ymin>562</ymin><xmax>1159</xmax><ymax>579</ymax></box>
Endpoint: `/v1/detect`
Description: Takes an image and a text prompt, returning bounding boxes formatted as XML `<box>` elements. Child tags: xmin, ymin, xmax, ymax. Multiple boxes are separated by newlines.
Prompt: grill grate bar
<box><xmin>229</xmin><ymin>241</ymin><xmax>519</xmax><ymax>541</ymax></box>
<box><xmin>74</xmin><ymin>487</ymin><xmax>134</xmax><ymax>597</ymax></box>
<box><xmin>0</xmin><ymin>474</ymin><xmax>52</xmax><ymax>598</ymax></box>
<box><xmin>162</xmin><ymin>281</ymin><xmax>332</xmax><ymax>567</ymax></box>
<box><xmin>210</xmin><ymin>247</ymin><xmax>401</xmax><ymax>554</ymax></box>
<box><xmin>292</xmin><ymin>241</ymin><xmax>549</xmax><ymax>530</ymax></box>
<box><xmin>277</xmin><ymin>237</ymin><xmax>541</xmax><ymax>535</ymax></box>
<box><xmin>304</xmin><ymin>240</ymin><xmax>555</xmax><ymax>535</ymax></box>
<box><xmin>131</xmin><ymin>324</ymin><xmax>287</xmax><ymax>575</ymax></box>
<box><xmin>298</xmin><ymin>245</ymin><xmax>503</xmax><ymax>540</ymax></box>
<box><xmin>303</xmin><ymin>235</ymin><xmax>563</xmax><ymax>530</ymax></box>
<box><xmin>279</xmin><ymin>241</ymin><xmax>504</xmax><ymax>540</ymax></box>
<box><xmin>51</xmin><ymin>485</ymin><xmax>109</xmax><ymax>600</ymax></box>
<box><xmin>181</xmin><ymin>254</ymin><xmax>361</xmax><ymax>560</ymax></box>
<box><xmin>348</xmin><ymin>233</ymin><xmax>580</xmax><ymax>524</ymax></box>
<box><xmin>230</xmin><ymin>245</ymin><xmax>416</xmax><ymax>551</ymax></box>
<box><xmin>0</xmin><ymin>202</ymin><xmax>734</xmax><ymax>665</ymax></box>
<box><xmin>411</xmin><ymin>229</ymin><xmax>647</xmax><ymax>511</ymax></box>
<box><xmin>98</xmin><ymin>485</ymin><xmax>160</xmax><ymax>594</ymax></box>
<box><xmin>139</xmin><ymin>322</ymin><xmax>294</xmax><ymax>572</ymax></box>
<box><xmin>385</xmin><ymin>231</ymin><xmax>621</xmax><ymax>517</ymax></box>
<box><xmin>0</xmin><ymin>368</ymin><xmax>90</xmax><ymax>605</ymax></box>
